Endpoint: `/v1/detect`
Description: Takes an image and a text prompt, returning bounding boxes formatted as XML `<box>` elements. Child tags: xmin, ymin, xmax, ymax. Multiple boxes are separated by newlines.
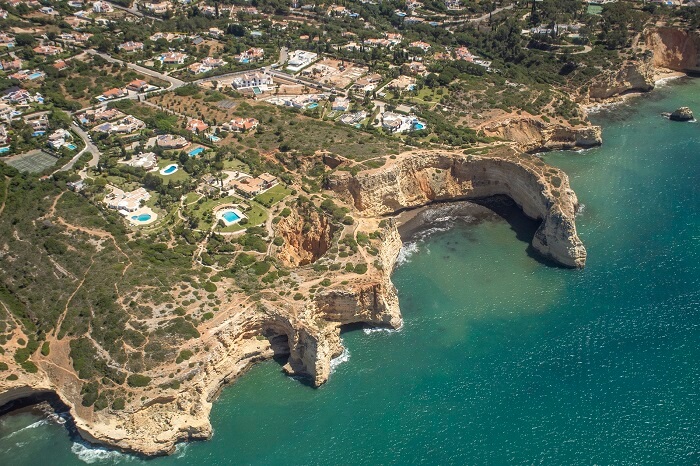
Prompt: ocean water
<box><xmin>2</xmin><ymin>79</ymin><xmax>700</xmax><ymax>464</ymax></box>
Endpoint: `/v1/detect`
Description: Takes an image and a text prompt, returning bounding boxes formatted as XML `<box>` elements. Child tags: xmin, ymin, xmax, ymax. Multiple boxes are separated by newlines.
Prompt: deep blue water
<box><xmin>1</xmin><ymin>79</ymin><xmax>699</xmax><ymax>465</ymax></box>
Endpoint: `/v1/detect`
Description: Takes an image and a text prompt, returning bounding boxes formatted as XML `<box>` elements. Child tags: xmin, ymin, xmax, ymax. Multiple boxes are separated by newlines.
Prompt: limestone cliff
<box><xmin>277</xmin><ymin>206</ymin><xmax>337</xmax><ymax>267</ymax></box>
<box><xmin>481</xmin><ymin>118</ymin><xmax>602</xmax><ymax>152</ymax></box>
<box><xmin>329</xmin><ymin>149</ymin><xmax>586</xmax><ymax>268</ymax></box>
<box><xmin>645</xmin><ymin>27</ymin><xmax>700</xmax><ymax>74</ymax></box>
<box><xmin>0</xmin><ymin>151</ymin><xmax>584</xmax><ymax>457</ymax></box>
<box><xmin>587</xmin><ymin>57</ymin><xmax>656</xmax><ymax>102</ymax></box>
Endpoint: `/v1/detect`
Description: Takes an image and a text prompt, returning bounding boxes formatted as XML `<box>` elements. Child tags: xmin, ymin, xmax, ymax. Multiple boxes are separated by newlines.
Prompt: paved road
<box><xmin>55</xmin><ymin>123</ymin><xmax>101</xmax><ymax>173</ymax></box>
<box><xmin>87</xmin><ymin>49</ymin><xmax>185</xmax><ymax>90</ymax></box>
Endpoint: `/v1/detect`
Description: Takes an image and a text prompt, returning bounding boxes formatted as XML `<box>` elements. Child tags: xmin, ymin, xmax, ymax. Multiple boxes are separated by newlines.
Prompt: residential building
<box><xmin>100</xmin><ymin>87</ymin><xmax>128</xmax><ymax>100</ymax></box>
<box><xmin>231</xmin><ymin>72</ymin><xmax>272</xmax><ymax>90</ymax></box>
<box><xmin>454</xmin><ymin>46</ymin><xmax>473</xmax><ymax>62</ymax></box>
<box><xmin>92</xmin><ymin>1</ymin><xmax>113</xmax><ymax>13</ymax></box>
<box><xmin>119</xmin><ymin>41</ymin><xmax>144</xmax><ymax>52</ymax></box>
<box><xmin>156</xmin><ymin>134</ymin><xmax>189</xmax><ymax>149</ymax></box>
<box><xmin>33</xmin><ymin>45</ymin><xmax>63</xmax><ymax>56</ymax></box>
<box><xmin>127</xmin><ymin>79</ymin><xmax>149</xmax><ymax>92</ymax></box>
<box><xmin>237</xmin><ymin>47</ymin><xmax>264</xmax><ymax>63</ymax></box>
<box><xmin>0</xmin><ymin>33</ymin><xmax>15</xmax><ymax>48</ymax></box>
<box><xmin>159</xmin><ymin>52</ymin><xmax>187</xmax><ymax>64</ymax></box>
<box><xmin>47</xmin><ymin>128</ymin><xmax>72</xmax><ymax>150</ymax></box>
<box><xmin>1</xmin><ymin>58</ymin><xmax>21</xmax><ymax>71</ymax></box>
<box><xmin>409</xmin><ymin>41</ymin><xmax>431</xmax><ymax>52</ymax></box>
<box><xmin>222</xmin><ymin>117</ymin><xmax>259</xmax><ymax>132</ymax></box>
<box><xmin>331</xmin><ymin>97</ymin><xmax>350</xmax><ymax>112</ymax></box>
<box><xmin>104</xmin><ymin>186</ymin><xmax>151</xmax><ymax>212</ymax></box>
<box><xmin>125</xmin><ymin>152</ymin><xmax>157</xmax><ymax>170</ymax></box>
<box><xmin>186</xmin><ymin>119</ymin><xmax>209</xmax><ymax>133</ymax></box>
<box><xmin>286</xmin><ymin>50</ymin><xmax>318</xmax><ymax>72</ymax></box>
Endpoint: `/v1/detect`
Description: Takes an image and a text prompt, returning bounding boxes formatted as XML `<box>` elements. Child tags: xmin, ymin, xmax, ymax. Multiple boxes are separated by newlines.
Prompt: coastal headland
<box><xmin>1</xmin><ymin>22</ymin><xmax>699</xmax><ymax>458</ymax></box>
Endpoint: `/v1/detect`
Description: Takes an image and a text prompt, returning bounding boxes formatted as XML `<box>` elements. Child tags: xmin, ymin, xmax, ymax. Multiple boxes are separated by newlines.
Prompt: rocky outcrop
<box><xmin>669</xmin><ymin>106</ymin><xmax>694</xmax><ymax>121</ymax></box>
<box><xmin>645</xmin><ymin>27</ymin><xmax>700</xmax><ymax>74</ymax></box>
<box><xmin>329</xmin><ymin>149</ymin><xmax>586</xmax><ymax>268</ymax></box>
<box><xmin>277</xmin><ymin>206</ymin><xmax>337</xmax><ymax>266</ymax></box>
<box><xmin>587</xmin><ymin>58</ymin><xmax>656</xmax><ymax>101</ymax></box>
<box><xmin>481</xmin><ymin>118</ymin><xmax>602</xmax><ymax>152</ymax></box>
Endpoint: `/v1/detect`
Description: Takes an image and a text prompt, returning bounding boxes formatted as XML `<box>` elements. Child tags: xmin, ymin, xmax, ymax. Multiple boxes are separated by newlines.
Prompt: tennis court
<box><xmin>5</xmin><ymin>150</ymin><xmax>59</xmax><ymax>173</ymax></box>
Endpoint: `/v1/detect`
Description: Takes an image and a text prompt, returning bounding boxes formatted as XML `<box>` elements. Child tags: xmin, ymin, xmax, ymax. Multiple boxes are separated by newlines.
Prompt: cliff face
<box><xmin>587</xmin><ymin>58</ymin><xmax>656</xmax><ymax>101</ymax></box>
<box><xmin>277</xmin><ymin>207</ymin><xmax>337</xmax><ymax>267</ymax></box>
<box><xmin>481</xmin><ymin>118</ymin><xmax>602</xmax><ymax>152</ymax></box>
<box><xmin>329</xmin><ymin>150</ymin><xmax>586</xmax><ymax>268</ymax></box>
<box><xmin>645</xmin><ymin>27</ymin><xmax>700</xmax><ymax>74</ymax></box>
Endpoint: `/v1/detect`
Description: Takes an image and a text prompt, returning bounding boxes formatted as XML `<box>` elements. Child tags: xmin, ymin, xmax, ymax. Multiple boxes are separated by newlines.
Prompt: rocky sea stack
<box><xmin>669</xmin><ymin>107</ymin><xmax>694</xmax><ymax>121</ymax></box>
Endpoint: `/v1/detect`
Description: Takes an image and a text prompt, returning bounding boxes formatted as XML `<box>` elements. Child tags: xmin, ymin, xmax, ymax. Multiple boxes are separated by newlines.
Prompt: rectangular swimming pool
<box><xmin>188</xmin><ymin>147</ymin><xmax>205</xmax><ymax>157</ymax></box>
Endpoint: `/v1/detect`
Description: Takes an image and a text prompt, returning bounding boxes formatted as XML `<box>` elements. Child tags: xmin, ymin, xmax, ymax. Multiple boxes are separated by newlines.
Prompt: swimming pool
<box><xmin>28</xmin><ymin>72</ymin><xmax>44</xmax><ymax>80</ymax></box>
<box><xmin>160</xmin><ymin>164</ymin><xmax>178</xmax><ymax>175</ymax></box>
<box><xmin>208</xmin><ymin>135</ymin><xmax>221</xmax><ymax>142</ymax></box>
<box><xmin>307</xmin><ymin>102</ymin><xmax>319</xmax><ymax>109</ymax></box>
<box><xmin>252</xmin><ymin>87</ymin><xmax>262</xmax><ymax>95</ymax></box>
<box><xmin>222</xmin><ymin>211</ymin><xmax>240</xmax><ymax>223</ymax></box>
<box><xmin>32</xmin><ymin>131</ymin><xmax>45</xmax><ymax>137</ymax></box>
<box><xmin>65</xmin><ymin>143</ymin><xmax>77</xmax><ymax>150</ymax></box>
<box><xmin>188</xmin><ymin>147</ymin><xmax>204</xmax><ymax>157</ymax></box>
<box><xmin>0</xmin><ymin>146</ymin><xmax>9</xmax><ymax>154</ymax></box>
<box><xmin>413</xmin><ymin>122</ymin><xmax>426</xmax><ymax>130</ymax></box>
<box><xmin>131</xmin><ymin>214</ymin><xmax>152</xmax><ymax>222</ymax></box>
<box><xmin>241</xmin><ymin>58</ymin><xmax>250</xmax><ymax>64</ymax></box>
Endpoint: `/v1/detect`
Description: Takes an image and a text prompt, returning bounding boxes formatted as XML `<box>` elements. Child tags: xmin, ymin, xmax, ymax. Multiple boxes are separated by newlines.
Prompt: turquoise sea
<box><xmin>1</xmin><ymin>79</ymin><xmax>699</xmax><ymax>464</ymax></box>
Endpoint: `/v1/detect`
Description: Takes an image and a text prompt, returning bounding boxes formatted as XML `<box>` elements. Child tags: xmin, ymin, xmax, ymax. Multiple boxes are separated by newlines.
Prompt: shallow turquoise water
<box><xmin>2</xmin><ymin>79</ymin><xmax>700</xmax><ymax>464</ymax></box>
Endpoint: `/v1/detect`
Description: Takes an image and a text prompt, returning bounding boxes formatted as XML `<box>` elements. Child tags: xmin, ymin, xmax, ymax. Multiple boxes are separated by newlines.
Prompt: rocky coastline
<box><xmin>2</xmin><ymin>24</ymin><xmax>699</xmax><ymax>458</ymax></box>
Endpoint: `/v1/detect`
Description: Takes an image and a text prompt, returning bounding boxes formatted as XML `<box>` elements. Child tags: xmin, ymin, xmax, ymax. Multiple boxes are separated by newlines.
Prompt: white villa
<box><xmin>104</xmin><ymin>186</ymin><xmax>151</xmax><ymax>212</ymax></box>
<box><xmin>232</xmin><ymin>72</ymin><xmax>273</xmax><ymax>90</ymax></box>
<box><xmin>286</xmin><ymin>50</ymin><xmax>318</xmax><ymax>72</ymax></box>
<box><xmin>381</xmin><ymin>112</ymin><xmax>426</xmax><ymax>133</ymax></box>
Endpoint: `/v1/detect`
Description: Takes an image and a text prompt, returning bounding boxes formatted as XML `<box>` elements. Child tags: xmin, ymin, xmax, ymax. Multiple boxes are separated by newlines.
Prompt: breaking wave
<box><xmin>329</xmin><ymin>344</ymin><xmax>350</xmax><ymax>373</ymax></box>
<box><xmin>71</xmin><ymin>442</ymin><xmax>134</xmax><ymax>464</ymax></box>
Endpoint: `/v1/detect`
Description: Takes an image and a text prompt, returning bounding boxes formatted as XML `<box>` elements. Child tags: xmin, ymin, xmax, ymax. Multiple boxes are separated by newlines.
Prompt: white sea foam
<box><xmin>71</xmin><ymin>442</ymin><xmax>133</xmax><ymax>464</ymax></box>
<box><xmin>396</xmin><ymin>242</ymin><xmax>419</xmax><ymax>266</ymax></box>
<box><xmin>174</xmin><ymin>442</ymin><xmax>189</xmax><ymax>458</ymax></box>
<box><xmin>4</xmin><ymin>419</ymin><xmax>48</xmax><ymax>439</ymax></box>
<box><xmin>363</xmin><ymin>324</ymin><xmax>402</xmax><ymax>335</ymax></box>
<box><xmin>655</xmin><ymin>75</ymin><xmax>684</xmax><ymax>87</ymax></box>
<box><xmin>576</xmin><ymin>203</ymin><xmax>585</xmax><ymax>217</ymax></box>
<box><xmin>329</xmin><ymin>345</ymin><xmax>350</xmax><ymax>373</ymax></box>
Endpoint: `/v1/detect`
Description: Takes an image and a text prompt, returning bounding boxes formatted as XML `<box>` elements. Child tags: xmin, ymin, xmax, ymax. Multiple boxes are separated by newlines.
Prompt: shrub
<box><xmin>41</xmin><ymin>342</ymin><xmax>50</xmax><ymax>356</ymax></box>
<box><xmin>112</xmin><ymin>398</ymin><xmax>125</xmax><ymax>410</ymax></box>
<box><xmin>127</xmin><ymin>374</ymin><xmax>151</xmax><ymax>388</ymax></box>
<box><xmin>203</xmin><ymin>282</ymin><xmax>217</xmax><ymax>293</ymax></box>
<box><xmin>176</xmin><ymin>350</ymin><xmax>194</xmax><ymax>364</ymax></box>
<box><xmin>354</xmin><ymin>263</ymin><xmax>368</xmax><ymax>274</ymax></box>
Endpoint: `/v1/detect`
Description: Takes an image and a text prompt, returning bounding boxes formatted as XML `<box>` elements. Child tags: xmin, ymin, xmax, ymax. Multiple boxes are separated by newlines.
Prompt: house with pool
<box><xmin>214</xmin><ymin>206</ymin><xmax>246</xmax><ymax>227</ymax></box>
<box><xmin>380</xmin><ymin>111</ymin><xmax>427</xmax><ymax>133</ymax></box>
<box><xmin>103</xmin><ymin>185</ymin><xmax>157</xmax><ymax>225</ymax></box>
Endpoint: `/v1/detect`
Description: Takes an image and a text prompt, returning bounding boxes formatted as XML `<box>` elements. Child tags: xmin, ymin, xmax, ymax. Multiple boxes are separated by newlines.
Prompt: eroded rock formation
<box><xmin>645</xmin><ymin>27</ymin><xmax>700</xmax><ymax>74</ymax></box>
<box><xmin>329</xmin><ymin>149</ymin><xmax>586</xmax><ymax>268</ymax></box>
<box><xmin>587</xmin><ymin>58</ymin><xmax>656</xmax><ymax>101</ymax></box>
<box><xmin>481</xmin><ymin>118</ymin><xmax>602</xmax><ymax>152</ymax></box>
<box><xmin>277</xmin><ymin>206</ymin><xmax>337</xmax><ymax>267</ymax></box>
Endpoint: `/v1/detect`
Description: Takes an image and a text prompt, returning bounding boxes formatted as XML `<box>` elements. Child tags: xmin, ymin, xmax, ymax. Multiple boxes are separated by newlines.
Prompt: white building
<box><xmin>286</xmin><ymin>50</ymin><xmax>318</xmax><ymax>72</ymax></box>
<box><xmin>232</xmin><ymin>72</ymin><xmax>273</xmax><ymax>90</ymax></box>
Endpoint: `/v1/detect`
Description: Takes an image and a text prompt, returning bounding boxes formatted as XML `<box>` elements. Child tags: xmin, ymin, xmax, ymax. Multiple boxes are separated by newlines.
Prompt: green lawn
<box><xmin>254</xmin><ymin>184</ymin><xmax>291</xmax><ymax>207</ymax></box>
<box><xmin>223</xmin><ymin>159</ymin><xmax>249</xmax><ymax>171</ymax></box>
<box><xmin>156</xmin><ymin>159</ymin><xmax>189</xmax><ymax>184</ymax></box>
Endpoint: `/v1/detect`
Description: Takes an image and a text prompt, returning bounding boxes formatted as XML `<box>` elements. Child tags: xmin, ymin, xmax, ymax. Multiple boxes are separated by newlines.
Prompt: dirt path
<box><xmin>0</xmin><ymin>176</ymin><xmax>9</xmax><ymax>217</ymax></box>
<box><xmin>53</xmin><ymin>257</ymin><xmax>94</xmax><ymax>337</ymax></box>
